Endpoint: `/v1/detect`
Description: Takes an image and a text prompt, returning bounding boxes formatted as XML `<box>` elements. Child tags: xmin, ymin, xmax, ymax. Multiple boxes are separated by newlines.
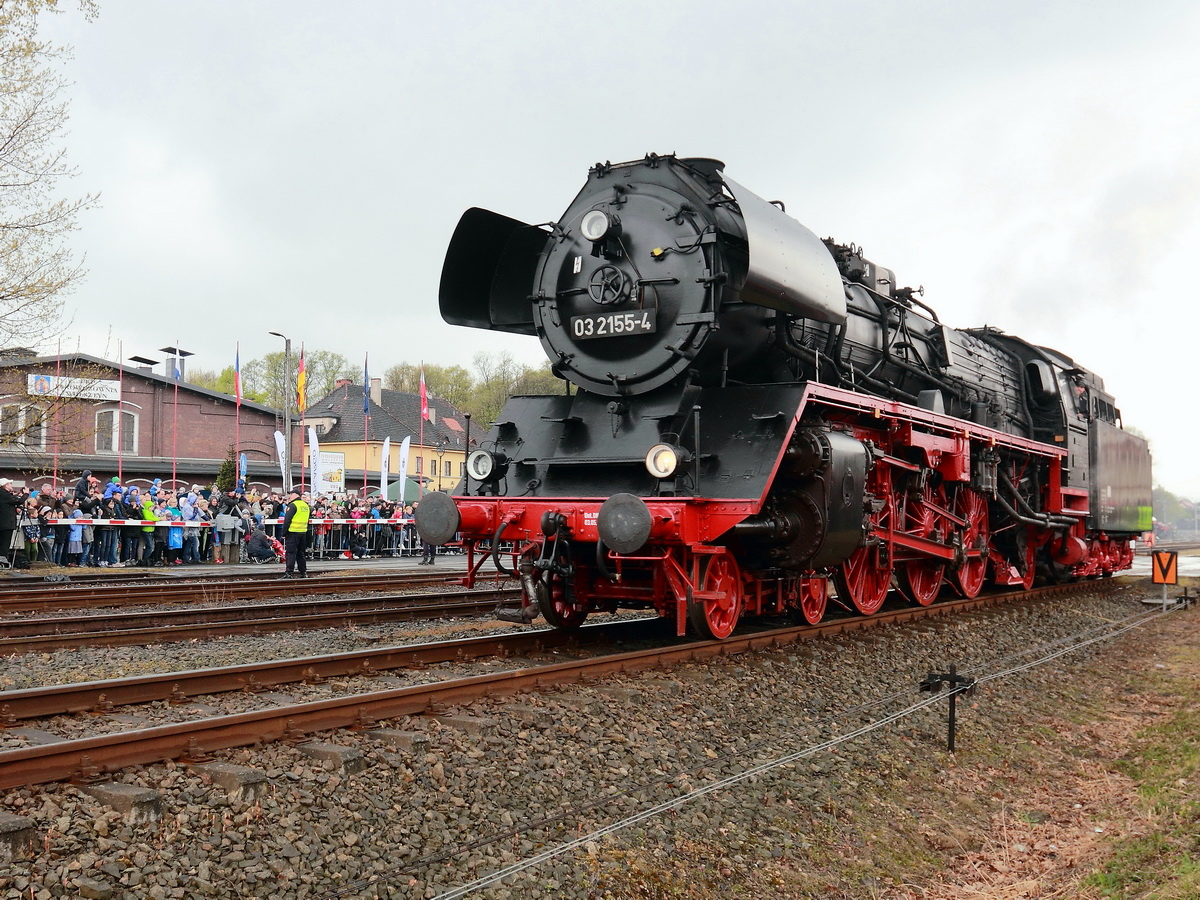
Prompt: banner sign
<box><xmin>313</xmin><ymin>451</ymin><xmax>345</xmax><ymax>495</ymax></box>
<box><xmin>273</xmin><ymin>430</ymin><xmax>287</xmax><ymax>486</ymax></box>
<box><xmin>396</xmin><ymin>436</ymin><xmax>411</xmax><ymax>505</ymax></box>
<box><xmin>27</xmin><ymin>375</ymin><xmax>120</xmax><ymax>402</ymax></box>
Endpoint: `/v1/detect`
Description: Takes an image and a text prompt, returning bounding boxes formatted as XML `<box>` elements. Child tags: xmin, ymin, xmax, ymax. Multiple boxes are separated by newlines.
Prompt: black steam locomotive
<box><xmin>416</xmin><ymin>154</ymin><xmax>1153</xmax><ymax>638</ymax></box>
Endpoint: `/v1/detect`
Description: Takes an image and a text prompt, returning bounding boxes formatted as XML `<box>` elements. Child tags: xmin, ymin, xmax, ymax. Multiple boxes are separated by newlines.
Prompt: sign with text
<box><xmin>313</xmin><ymin>451</ymin><xmax>345</xmax><ymax>495</ymax></box>
<box><xmin>27</xmin><ymin>374</ymin><xmax>120</xmax><ymax>402</ymax></box>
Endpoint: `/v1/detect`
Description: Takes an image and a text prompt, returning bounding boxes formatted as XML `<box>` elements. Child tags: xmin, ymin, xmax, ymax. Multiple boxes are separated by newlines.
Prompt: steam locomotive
<box><xmin>415</xmin><ymin>154</ymin><xmax>1153</xmax><ymax>638</ymax></box>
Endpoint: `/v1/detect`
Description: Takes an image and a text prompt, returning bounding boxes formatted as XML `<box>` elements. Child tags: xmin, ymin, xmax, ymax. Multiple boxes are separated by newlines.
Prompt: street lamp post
<box><xmin>268</xmin><ymin>331</ymin><xmax>292</xmax><ymax>491</ymax></box>
<box><xmin>436</xmin><ymin>442</ymin><xmax>446</xmax><ymax>492</ymax></box>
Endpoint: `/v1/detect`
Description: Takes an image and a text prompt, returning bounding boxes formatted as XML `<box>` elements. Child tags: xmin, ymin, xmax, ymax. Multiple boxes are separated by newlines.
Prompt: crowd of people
<box><xmin>0</xmin><ymin>470</ymin><xmax>427</xmax><ymax>571</ymax></box>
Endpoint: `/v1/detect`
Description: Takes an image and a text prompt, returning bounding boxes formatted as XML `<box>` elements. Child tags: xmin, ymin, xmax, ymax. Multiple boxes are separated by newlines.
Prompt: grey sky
<box><xmin>41</xmin><ymin>1</ymin><xmax>1200</xmax><ymax>498</ymax></box>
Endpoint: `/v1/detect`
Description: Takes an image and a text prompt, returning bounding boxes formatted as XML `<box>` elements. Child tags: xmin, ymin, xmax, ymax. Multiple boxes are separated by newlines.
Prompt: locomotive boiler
<box><xmin>416</xmin><ymin>154</ymin><xmax>1153</xmax><ymax>638</ymax></box>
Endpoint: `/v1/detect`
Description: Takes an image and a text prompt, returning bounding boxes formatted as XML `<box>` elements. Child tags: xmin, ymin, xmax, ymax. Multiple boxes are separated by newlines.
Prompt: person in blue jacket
<box><xmin>67</xmin><ymin>507</ymin><xmax>85</xmax><ymax>567</ymax></box>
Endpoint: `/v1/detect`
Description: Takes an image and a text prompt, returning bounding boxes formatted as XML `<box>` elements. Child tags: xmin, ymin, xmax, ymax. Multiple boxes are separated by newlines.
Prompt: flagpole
<box><xmin>117</xmin><ymin>340</ymin><xmax>124</xmax><ymax>482</ymax></box>
<box><xmin>171</xmin><ymin>342</ymin><xmax>179</xmax><ymax>488</ymax></box>
<box><xmin>362</xmin><ymin>353</ymin><xmax>370</xmax><ymax>500</ymax></box>
<box><xmin>418</xmin><ymin>362</ymin><xmax>426</xmax><ymax>499</ymax></box>
<box><xmin>234</xmin><ymin>342</ymin><xmax>242</xmax><ymax>493</ymax></box>
<box><xmin>298</xmin><ymin>344</ymin><xmax>306</xmax><ymax>493</ymax></box>
<box><xmin>53</xmin><ymin>340</ymin><xmax>61</xmax><ymax>490</ymax></box>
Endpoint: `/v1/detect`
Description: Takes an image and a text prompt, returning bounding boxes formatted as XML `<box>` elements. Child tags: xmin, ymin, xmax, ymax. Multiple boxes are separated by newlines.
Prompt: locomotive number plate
<box><xmin>570</xmin><ymin>310</ymin><xmax>657</xmax><ymax>340</ymax></box>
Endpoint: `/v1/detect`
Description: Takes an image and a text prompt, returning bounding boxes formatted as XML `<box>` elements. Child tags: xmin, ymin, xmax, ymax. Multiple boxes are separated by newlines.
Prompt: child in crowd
<box><xmin>67</xmin><ymin>507</ymin><xmax>84</xmax><ymax>566</ymax></box>
<box><xmin>39</xmin><ymin>507</ymin><xmax>57</xmax><ymax>564</ymax></box>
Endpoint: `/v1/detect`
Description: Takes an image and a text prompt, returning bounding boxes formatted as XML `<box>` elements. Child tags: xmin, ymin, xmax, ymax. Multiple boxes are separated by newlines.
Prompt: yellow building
<box><xmin>300</xmin><ymin>377</ymin><xmax>472</xmax><ymax>500</ymax></box>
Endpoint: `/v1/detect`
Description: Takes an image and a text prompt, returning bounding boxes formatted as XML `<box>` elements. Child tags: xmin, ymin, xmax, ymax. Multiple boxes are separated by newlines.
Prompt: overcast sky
<box><xmin>40</xmin><ymin>1</ymin><xmax>1200</xmax><ymax>500</ymax></box>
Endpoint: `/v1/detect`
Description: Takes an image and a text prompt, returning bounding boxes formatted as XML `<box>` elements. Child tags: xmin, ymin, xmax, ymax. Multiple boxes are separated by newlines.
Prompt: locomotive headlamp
<box><xmin>466</xmin><ymin>449</ymin><xmax>500</xmax><ymax>481</ymax></box>
<box><xmin>645</xmin><ymin>443</ymin><xmax>688</xmax><ymax>479</ymax></box>
<box><xmin>580</xmin><ymin>210</ymin><xmax>611</xmax><ymax>242</ymax></box>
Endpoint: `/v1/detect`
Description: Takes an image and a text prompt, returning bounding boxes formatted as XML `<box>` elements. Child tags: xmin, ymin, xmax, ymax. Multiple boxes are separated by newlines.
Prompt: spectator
<box><xmin>140</xmin><ymin>493</ymin><xmax>159</xmax><ymax>566</ymax></box>
<box><xmin>164</xmin><ymin>496</ymin><xmax>184</xmax><ymax>565</ymax></box>
<box><xmin>103</xmin><ymin>477</ymin><xmax>123</xmax><ymax>500</ymax></box>
<box><xmin>79</xmin><ymin>507</ymin><xmax>95</xmax><ymax>568</ymax></box>
<box><xmin>246</xmin><ymin>527</ymin><xmax>275</xmax><ymax>563</ymax></box>
<box><xmin>39</xmin><ymin>506</ymin><xmax>58</xmax><ymax>565</ymax></box>
<box><xmin>195</xmin><ymin>498</ymin><xmax>214</xmax><ymax>561</ymax></box>
<box><xmin>17</xmin><ymin>498</ymin><xmax>39</xmax><ymax>566</ymax></box>
<box><xmin>53</xmin><ymin>501</ymin><xmax>72</xmax><ymax>565</ymax></box>
<box><xmin>179</xmin><ymin>491</ymin><xmax>202</xmax><ymax>564</ymax></box>
<box><xmin>73</xmin><ymin>469</ymin><xmax>96</xmax><ymax>503</ymax></box>
<box><xmin>0</xmin><ymin>477</ymin><xmax>26</xmax><ymax>562</ymax></box>
<box><xmin>120</xmin><ymin>486</ymin><xmax>143</xmax><ymax>565</ymax></box>
<box><xmin>67</xmin><ymin>506</ymin><xmax>84</xmax><ymax>566</ymax></box>
<box><xmin>97</xmin><ymin>496</ymin><xmax>120</xmax><ymax>567</ymax></box>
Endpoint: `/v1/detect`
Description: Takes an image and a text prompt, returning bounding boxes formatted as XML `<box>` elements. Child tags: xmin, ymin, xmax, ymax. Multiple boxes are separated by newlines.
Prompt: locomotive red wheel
<box><xmin>834</xmin><ymin>542</ymin><xmax>891</xmax><ymax>615</ymax></box>
<box><xmin>898</xmin><ymin>482</ymin><xmax>946</xmax><ymax>606</ymax></box>
<box><xmin>535</xmin><ymin>572</ymin><xmax>588</xmax><ymax>630</ymax></box>
<box><xmin>688</xmin><ymin>551</ymin><xmax>743</xmax><ymax>640</ymax></box>
<box><xmin>795</xmin><ymin>577</ymin><xmax>828</xmax><ymax>625</ymax></box>
<box><xmin>1014</xmin><ymin>529</ymin><xmax>1036</xmax><ymax>590</ymax></box>
<box><xmin>899</xmin><ymin>560</ymin><xmax>943</xmax><ymax>606</ymax></box>
<box><xmin>951</xmin><ymin>488</ymin><xmax>989</xmax><ymax>598</ymax></box>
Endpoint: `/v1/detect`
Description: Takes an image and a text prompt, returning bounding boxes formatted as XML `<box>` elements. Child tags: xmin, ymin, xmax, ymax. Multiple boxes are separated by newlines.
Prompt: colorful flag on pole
<box><xmin>296</xmin><ymin>346</ymin><xmax>307</xmax><ymax>413</ymax></box>
<box><xmin>419</xmin><ymin>366</ymin><xmax>429</xmax><ymax>421</ymax></box>
<box><xmin>397</xmin><ymin>436</ymin><xmax>411</xmax><ymax>506</ymax></box>
<box><xmin>234</xmin><ymin>343</ymin><xmax>243</xmax><ymax>406</ymax></box>
<box><xmin>363</xmin><ymin>354</ymin><xmax>370</xmax><ymax>416</ymax></box>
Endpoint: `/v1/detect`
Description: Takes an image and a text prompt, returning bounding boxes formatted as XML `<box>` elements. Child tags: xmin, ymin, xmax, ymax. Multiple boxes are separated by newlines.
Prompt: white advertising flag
<box><xmin>308</xmin><ymin>427</ymin><xmax>322</xmax><ymax>494</ymax></box>
<box><xmin>380</xmin><ymin>436</ymin><xmax>391</xmax><ymax>498</ymax></box>
<box><xmin>273</xmin><ymin>430</ymin><xmax>287</xmax><ymax>487</ymax></box>
<box><xmin>397</xmin><ymin>436</ymin><xmax>411</xmax><ymax>507</ymax></box>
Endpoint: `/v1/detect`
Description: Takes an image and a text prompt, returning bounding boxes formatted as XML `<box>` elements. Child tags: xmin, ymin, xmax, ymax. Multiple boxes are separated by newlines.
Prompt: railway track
<box><xmin>1135</xmin><ymin>540</ymin><xmax>1199</xmax><ymax>554</ymax></box>
<box><xmin>0</xmin><ymin>579</ymin><xmax>1111</xmax><ymax>789</ymax></box>
<box><xmin>0</xmin><ymin>567</ymin><xmax>476</xmax><ymax>614</ymax></box>
<box><xmin>0</xmin><ymin>587</ymin><xmax>521</xmax><ymax>652</ymax></box>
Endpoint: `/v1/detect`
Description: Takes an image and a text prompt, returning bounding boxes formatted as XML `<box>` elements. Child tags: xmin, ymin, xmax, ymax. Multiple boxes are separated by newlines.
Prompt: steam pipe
<box><xmin>997</xmin><ymin>470</ymin><xmax>1076</xmax><ymax>530</ymax></box>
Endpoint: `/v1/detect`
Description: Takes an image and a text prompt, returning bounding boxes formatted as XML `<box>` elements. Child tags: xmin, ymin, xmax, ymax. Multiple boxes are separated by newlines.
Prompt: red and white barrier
<box><xmin>58</xmin><ymin>517</ymin><xmax>415</xmax><ymax>528</ymax></box>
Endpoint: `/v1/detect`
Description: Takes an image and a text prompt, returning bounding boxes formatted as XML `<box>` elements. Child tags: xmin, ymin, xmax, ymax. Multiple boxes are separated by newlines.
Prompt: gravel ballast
<box><xmin>0</xmin><ymin>581</ymin><xmax>1178</xmax><ymax>899</ymax></box>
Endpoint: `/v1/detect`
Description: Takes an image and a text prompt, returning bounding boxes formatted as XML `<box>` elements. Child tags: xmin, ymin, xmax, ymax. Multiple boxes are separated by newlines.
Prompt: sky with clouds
<box><xmin>37</xmin><ymin>0</ymin><xmax>1200</xmax><ymax>499</ymax></box>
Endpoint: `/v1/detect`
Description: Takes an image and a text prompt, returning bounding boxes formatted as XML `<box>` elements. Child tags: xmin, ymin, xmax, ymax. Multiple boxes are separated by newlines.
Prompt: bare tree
<box><xmin>469</xmin><ymin>351</ymin><xmax>563</xmax><ymax>425</ymax></box>
<box><xmin>383</xmin><ymin>361</ymin><xmax>473</xmax><ymax>409</ymax></box>
<box><xmin>1</xmin><ymin>1</ymin><xmax>99</xmax><ymax>351</ymax></box>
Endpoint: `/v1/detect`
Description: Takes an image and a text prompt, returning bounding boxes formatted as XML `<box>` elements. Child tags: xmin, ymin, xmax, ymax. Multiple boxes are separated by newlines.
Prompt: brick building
<box><xmin>0</xmin><ymin>352</ymin><xmax>299</xmax><ymax>492</ymax></box>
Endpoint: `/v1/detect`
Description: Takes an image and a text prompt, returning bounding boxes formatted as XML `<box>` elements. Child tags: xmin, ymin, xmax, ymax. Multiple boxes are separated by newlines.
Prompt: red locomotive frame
<box><xmin>443</xmin><ymin>383</ymin><xmax>1133</xmax><ymax>638</ymax></box>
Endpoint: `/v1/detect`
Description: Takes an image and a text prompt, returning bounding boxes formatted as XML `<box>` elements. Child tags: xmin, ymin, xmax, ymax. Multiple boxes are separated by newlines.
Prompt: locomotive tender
<box><xmin>416</xmin><ymin>154</ymin><xmax>1153</xmax><ymax>638</ymax></box>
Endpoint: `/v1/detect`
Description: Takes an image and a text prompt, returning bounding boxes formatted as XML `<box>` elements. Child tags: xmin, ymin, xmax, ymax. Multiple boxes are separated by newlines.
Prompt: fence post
<box><xmin>919</xmin><ymin>662</ymin><xmax>977</xmax><ymax>752</ymax></box>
